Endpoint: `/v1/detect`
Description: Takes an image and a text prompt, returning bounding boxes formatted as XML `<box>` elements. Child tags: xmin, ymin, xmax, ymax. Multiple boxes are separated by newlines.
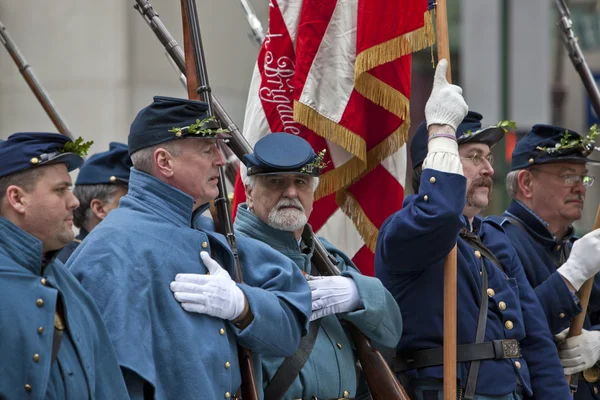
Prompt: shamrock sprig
<box><xmin>61</xmin><ymin>137</ymin><xmax>94</xmax><ymax>157</ymax></box>
<box><xmin>168</xmin><ymin>116</ymin><xmax>230</xmax><ymax>137</ymax></box>
<box><xmin>536</xmin><ymin>125</ymin><xmax>600</xmax><ymax>155</ymax></box>
<box><xmin>463</xmin><ymin>120</ymin><xmax>517</xmax><ymax>138</ymax></box>
<box><xmin>301</xmin><ymin>149</ymin><xmax>328</xmax><ymax>174</ymax></box>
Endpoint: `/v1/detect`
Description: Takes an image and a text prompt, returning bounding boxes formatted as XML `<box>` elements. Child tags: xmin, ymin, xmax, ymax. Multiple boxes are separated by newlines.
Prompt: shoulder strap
<box><xmin>459</xmin><ymin>228</ymin><xmax>505</xmax><ymax>272</ymax></box>
<box><xmin>263</xmin><ymin>320</ymin><xmax>321</xmax><ymax>400</ymax></box>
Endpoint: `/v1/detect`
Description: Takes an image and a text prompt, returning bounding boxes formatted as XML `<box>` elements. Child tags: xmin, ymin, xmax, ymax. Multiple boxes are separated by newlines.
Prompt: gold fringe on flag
<box><xmin>336</xmin><ymin>189</ymin><xmax>380</xmax><ymax>252</ymax></box>
<box><xmin>316</xmin><ymin>116</ymin><xmax>410</xmax><ymax>200</ymax></box>
<box><xmin>354</xmin><ymin>10</ymin><xmax>434</xmax><ymax>80</ymax></box>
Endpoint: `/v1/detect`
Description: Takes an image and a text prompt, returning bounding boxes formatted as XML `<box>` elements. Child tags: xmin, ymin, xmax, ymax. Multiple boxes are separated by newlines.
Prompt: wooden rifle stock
<box><xmin>305</xmin><ymin>230</ymin><xmax>410</xmax><ymax>400</ymax></box>
<box><xmin>0</xmin><ymin>20</ymin><xmax>72</xmax><ymax>138</ymax></box>
<box><xmin>180</xmin><ymin>1</ymin><xmax>259</xmax><ymax>398</ymax></box>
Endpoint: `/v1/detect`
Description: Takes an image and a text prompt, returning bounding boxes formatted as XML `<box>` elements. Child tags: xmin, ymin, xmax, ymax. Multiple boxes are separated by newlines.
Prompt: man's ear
<box><xmin>154</xmin><ymin>148</ymin><xmax>175</xmax><ymax>178</ymax></box>
<box><xmin>89</xmin><ymin>198</ymin><xmax>109</xmax><ymax>220</ymax></box>
<box><xmin>517</xmin><ymin>170</ymin><xmax>534</xmax><ymax>199</ymax></box>
<box><xmin>244</xmin><ymin>183</ymin><xmax>254</xmax><ymax>211</ymax></box>
<box><xmin>5</xmin><ymin>185</ymin><xmax>28</xmax><ymax>215</ymax></box>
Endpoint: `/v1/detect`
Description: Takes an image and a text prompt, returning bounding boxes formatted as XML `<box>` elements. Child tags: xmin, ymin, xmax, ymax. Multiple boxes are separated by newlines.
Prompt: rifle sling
<box><xmin>263</xmin><ymin>320</ymin><xmax>321</xmax><ymax>400</ymax></box>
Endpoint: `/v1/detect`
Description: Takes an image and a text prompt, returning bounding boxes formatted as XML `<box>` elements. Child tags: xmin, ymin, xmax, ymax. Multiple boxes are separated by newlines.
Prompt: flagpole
<box><xmin>565</xmin><ymin>205</ymin><xmax>600</xmax><ymax>386</ymax></box>
<box><xmin>434</xmin><ymin>0</ymin><xmax>457</xmax><ymax>398</ymax></box>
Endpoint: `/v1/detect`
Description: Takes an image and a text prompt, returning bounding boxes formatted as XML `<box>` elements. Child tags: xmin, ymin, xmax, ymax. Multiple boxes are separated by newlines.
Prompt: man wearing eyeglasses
<box><xmin>486</xmin><ymin>124</ymin><xmax>600</xmax><ymax>399</ymax></box>
<box><xmin>376</xmin><ymin>61</ymin><xmax>571</xmax><ymax>399</ymax></box>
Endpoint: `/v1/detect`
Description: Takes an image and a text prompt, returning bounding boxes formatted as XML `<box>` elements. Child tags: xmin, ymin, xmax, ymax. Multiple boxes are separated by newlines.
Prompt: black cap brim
<box><xmin>459</xmin><ymin>126</ymin><xmax>505</xmax><ymax>147</ymax></box>
<box><xmin>40</xmin><ymin>152</ymin><xmax>84</xmax><ymax>172</ymax></box>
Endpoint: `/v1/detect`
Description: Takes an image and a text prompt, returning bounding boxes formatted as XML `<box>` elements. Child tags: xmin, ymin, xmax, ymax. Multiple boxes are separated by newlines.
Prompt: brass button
<box><xmin>515</xmin><ymin>361</ymin><xmax>521</xmax><ymax>369</ymax></box>
<box><xmin>225</xmin><ymin>392</ymin><xmax>231</xmax><ymax>399</ymax></box>
<box><xmin>202</xmin><ymin>242</ymin><xmax>208</xmax><ymax>249</ymax></box>
<box><xmin>36</xmin><ymin>298</ymin><xmax>44</xmax><ymax>307</ymax></box>
<box><xmin>487</xmin><ymin>288</ymin><xmax>495</xmax><ymax>297</ymax></box>
<box><xmin>556</xmin><ymin>245</ymin><xmax>561</xmax><ymax>250</ymax></box>
<box><xmin>429</xmin><ymin>177</ymin><xmax>436</xmax><ymax>184</ymax></box>
<box><xmin>33</xmin><ymin>354</ymin><xmax>40</xmax><ymax>362</ymax></box>
<box><xmin>109</xmin><ymin>175</ymin><xmax>117</xmax><ymax>183</ymax></box>
<box><xmin>343</xmin><ymin>390</ymin><xmax>350</xmax><ymax>398</ymax></box>
<box><xmin>499</xmin><ymin>301</ymin><xmax>507</xmax><ymax>311</ymax></box>
<box><xmin>505</xmin><ymin>320</ymin><xmax>514</xmax><ymax>330</ymax></box>
<box><xmin>528</xmin><ymin>158</ymin><xmax>534</xmax><ymax>165</ymax></box>
<box><xmin>225</xmin><ymin>361</ymin><xmax>231</xmax><ymax>369</ymax></box>
<box><xmin>37</xmin><ymin>326</ymin><xmax>44</xmax><ymax>335</ymax></box>
<box><xmin>423</xmin><ymin>195</ymin><xmax>429</xmax><ymax>201</ymax></box>
<box><xmin>24</xmin><ymin>384</ymin><xmax>32</xmax><ymax>392</ymax></box>
<box><xmin>595</xmin><ymin>387</ymin><xmax>599</xmax><ymax>395</ymax></box>
<box><xmin>40</xmin><ymin>278</ymin><xmax>47</xmax><ymax>286</ymax></box>
<box><xmin>219</xmin><ymin>328</ymin><xmax>225</xmax><ymax>335</ymax></box>
<box><xmin>337</xmin><ymin>343</ymin><xmax>343</xmax><ymax>349</ymax></box>
<box><xmin>559</xmin><ymin>313</ymin><xmax>566</xmax><ymax>319</ymax></box>
<box><xmin>175</xmin><ymin>131</ymin><xmax>183</xmax><ymax>137</ymax></box>
<box><xmin>30</xmin><ymin>157</ymin><xmax>39</xmax><ymax>165</ymax></box>
<box><xmin>474</xmin><ymin>250</ymin><xmax>481</xmax><ymax>259</ymax></box>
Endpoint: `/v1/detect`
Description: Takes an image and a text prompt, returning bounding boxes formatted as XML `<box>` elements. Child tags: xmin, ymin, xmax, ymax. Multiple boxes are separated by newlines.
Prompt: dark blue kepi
<box><xmin>75</xmin><ymin>142</ymin><xmax>132</xmax><ymax>185</ymax></box>
<box><xmin>244</xmin><ymin>133</ymin><xmax>323</xmax><ymax>177</ymax></box>
<box><xmin>0</xmin><ymin>132</ymin><xmax>83</xmax><ymax>178</ymax></box>
<box><xmin>510</xmin><ymin>124</ymin><xmax>600</xmax><ymax>171</ymax></box>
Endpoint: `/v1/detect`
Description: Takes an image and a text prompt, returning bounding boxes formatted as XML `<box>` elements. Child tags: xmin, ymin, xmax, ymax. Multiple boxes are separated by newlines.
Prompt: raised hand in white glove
<box><xmin>558</xmin><ymin>229</ymin><xmax>600</xmax><ymax>291</ymax></box>
<box><xmin>170</xmin><ymin>251</ymin><xmax>246</xmax><ymax>321</ymax></box>
<box><xmin>424</xmin><ymin>59</ymin><xmax>468</xmax><ymax>131</ymax></box>
<box><xmin>558</xmin><ymin>329</ymin><xmax>600</xmax><ymax>375</ymax></box>
<box><xmin>308</xmin><ymin>275</ymin><xmax>363</xmax><ymax>322</ymax></box>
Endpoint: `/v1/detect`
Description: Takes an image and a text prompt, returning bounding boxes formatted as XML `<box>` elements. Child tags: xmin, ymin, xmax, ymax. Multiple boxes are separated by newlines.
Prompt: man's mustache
<box><xmin>472</xmin><ymin>176</ymin><xmax>493</xmax><ymax>189</ymax></box>
<box><xmin>276</xmin><ymin>198</ymin><xmax>304</xmax><ymax>211</ymax></box>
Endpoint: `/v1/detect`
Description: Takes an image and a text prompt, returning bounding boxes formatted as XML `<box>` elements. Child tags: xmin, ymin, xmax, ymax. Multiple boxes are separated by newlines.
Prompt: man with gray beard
<box><xmin>234</xmin><ymin>132</ymin><xmax>402</xmax><ymax>400</ymax></box>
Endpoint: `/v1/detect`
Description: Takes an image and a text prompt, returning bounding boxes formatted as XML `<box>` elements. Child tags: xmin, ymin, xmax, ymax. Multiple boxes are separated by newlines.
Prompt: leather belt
<box><xmin>393</xmin><ymin>339</ymin><xmax>522</xmax><ymax>372</ymax></box>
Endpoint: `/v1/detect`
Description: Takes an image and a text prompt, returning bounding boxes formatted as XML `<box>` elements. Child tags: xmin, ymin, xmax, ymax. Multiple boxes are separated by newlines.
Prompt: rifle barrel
<box><xmin>0</xmin><ymin>20</ymin><xmax>72</xmax><ymax>138</ymax></box>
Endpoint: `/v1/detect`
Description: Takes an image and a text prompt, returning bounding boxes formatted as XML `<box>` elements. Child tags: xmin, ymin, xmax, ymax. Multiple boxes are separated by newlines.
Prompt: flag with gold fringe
<box><xmin>233</xmin><ymin>0</ymin><xmax>434</xmax><ymax>276</ymax></box>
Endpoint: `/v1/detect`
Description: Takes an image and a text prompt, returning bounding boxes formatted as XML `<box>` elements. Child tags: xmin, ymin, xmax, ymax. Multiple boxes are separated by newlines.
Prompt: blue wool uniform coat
<box><xmin>374</xmin><ymin>168</ymin><xmax>571</xmax><ymax>398</ymax></box>
<box><xmin>487</xmin><ymin>199</ymin><xmax>600</xmax><ymax>399</ymax></box>
<box><xmin>234</xmin><ymin>204</ymin><xmax>402</xmax><ymax>400</ymax></box>
<box><xmin>67</xmin><ymin>168</ymin><xmax>311</xmax><ymax>400</ymax></box>
<box><xmin>0</xmin><ymin>217</ymin><xmax>129</xmax><ymax>400</ymax></box>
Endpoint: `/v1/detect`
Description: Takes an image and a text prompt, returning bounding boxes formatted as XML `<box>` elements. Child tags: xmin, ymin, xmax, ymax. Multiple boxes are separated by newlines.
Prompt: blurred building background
<box><xmin>1</xmin><ymin>0</ymin><xmax>599</xmax><ymax>233</ymax></box>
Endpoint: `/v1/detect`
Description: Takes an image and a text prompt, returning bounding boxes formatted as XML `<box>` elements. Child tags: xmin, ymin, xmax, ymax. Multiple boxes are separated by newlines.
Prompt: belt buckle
<box><xmin>583</xmin><ymin>366</ymin><xmax>600</xmax><ymax>383</ymax></box>
<box><xmin>501</xmin><ymin>339</ymin><xmax>522</xmax><ymax>359</ymax></box>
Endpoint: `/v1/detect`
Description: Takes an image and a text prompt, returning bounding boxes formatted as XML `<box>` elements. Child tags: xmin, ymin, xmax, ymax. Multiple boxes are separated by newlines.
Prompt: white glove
<box><xmin>558</xmin><ymin>229</ymin><xmax>600</xmax><ymax>291</ymax></box>
<box><xmin>558</xmin><ymin>329</ymin><xmax>600</xmax><ymax>375</ymax></box>
<box><xmin>424</xmin><ymin>59</ymin><xmax>468</xmax><ymax>131</ymax></box>
<box><xmin>308</xmin><ymin>275</ymin><xmax>363</xmax><ymax>321</ymax></box>
<box><xmin>554</xmin><ymin>327</ymin><xmax>570</xmax><ymax>343</ymax></box>
<box><xmin>170</xmin><ymin>251</ymin><xmax>246</xmax><ymax>320</ymax></box>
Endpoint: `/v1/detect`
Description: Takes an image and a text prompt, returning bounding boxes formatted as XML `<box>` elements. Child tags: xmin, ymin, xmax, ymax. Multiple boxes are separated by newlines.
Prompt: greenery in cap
<box><xmin>61</xmin><ymin>137</ymin><xmax>94</xmax><ymax>157</ymax></box>
<box><xmin>301</xmin><ymin>149</ymin><xmax>328</xmax><ymax>174</ymax></box>
<box><xmin>168</xmin><ymin>116</ymin><xmax>230</xmax><ymax>137</ymax></box>
<box><xmin>463</xmin><ymin>120</ymin><xmax>517</xmax><ymax>138</ymax></box>
<box><xmin>536</xmin><ymin>124</ymin><xmax>600</xmax><ymax>155</ymax></box>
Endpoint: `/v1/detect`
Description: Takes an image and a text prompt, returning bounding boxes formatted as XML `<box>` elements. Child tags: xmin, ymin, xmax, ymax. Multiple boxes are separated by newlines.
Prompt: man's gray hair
<box><xmin>130</xmin><ymin>141</ymin><xmax>184</xmax><ymax>174</ymax></box>
<box><xmin>0</xmin><ymin>168</ymin><xmax>46</xmax><ymax>215</ymax></box>
<box><xmin>505</xmin><ymin>170</ymin><xmax>521</xmax><ymax>199</ymax></box>
<box><xmin>239</xmin><ymin>164</ymin><xmax>320</xmax><ymax>192</ymax></box>
<box><xmin>72</xmin><ymin>184</ymin><xmax>122</xmax><ymax>229</ymax></box>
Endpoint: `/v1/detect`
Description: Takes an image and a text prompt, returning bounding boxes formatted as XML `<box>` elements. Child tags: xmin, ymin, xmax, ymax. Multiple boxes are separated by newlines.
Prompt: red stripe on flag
<box><xmin>351</xmin><ymin>245</ymin><xmax>375</xmax><ymax>276</ymax></box>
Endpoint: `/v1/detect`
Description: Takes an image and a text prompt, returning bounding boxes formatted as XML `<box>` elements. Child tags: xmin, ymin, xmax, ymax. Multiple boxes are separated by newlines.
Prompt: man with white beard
<box><xmin>234</xmin><ymin>132</ymin><xmax>402</xmax><ymax>400</ymax></box>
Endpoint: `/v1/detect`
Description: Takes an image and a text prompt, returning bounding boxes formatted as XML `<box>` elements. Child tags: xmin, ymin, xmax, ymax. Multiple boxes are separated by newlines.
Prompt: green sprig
<box><xmin>301</xmin><ymin>149</ymin><xmax>328</xmax><ymax>174</ymax></box>
<box><xmin>536</xmin><ymin>125</ymin><xmax>600</xmax><ymax>155</ymax></box>
<box><xmin>61</xmin><ymin>137</ymin><xmax>94</xmax><ymax>157</ymax></box>
<box><xmin>168</xmin><ymin>116</ymin><xmax>230</xmax><ymax>137</ymax></box>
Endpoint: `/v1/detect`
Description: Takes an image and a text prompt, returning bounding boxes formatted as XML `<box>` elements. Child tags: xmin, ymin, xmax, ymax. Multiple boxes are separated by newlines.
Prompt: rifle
<box><xmin>304</xmin><ymin>230</ymin><xmax>411</xmax><ymax>400</ymax></box>
<box><xmin>133</xmin><ymin>0</ymin><xmax>248</xmax><ymax>185</ymax></box>
<box><xmin>236</xmin><ymin>0</ymin><xmax>265</xmax><ymax>47</ymax></box>
<box><xmin>554</xmin><ymin>0</ymin><xmax>600</xmax><ymax>391</ymax></box>
<box><xmin>178</xmin><ymin>1</ymin><xmax>259</xmax><ymax>398</ymax></box>
<box><xmin>0</xmin><ymin>20</ymin><xmax>72</xmax><ymax>138</ymax></box>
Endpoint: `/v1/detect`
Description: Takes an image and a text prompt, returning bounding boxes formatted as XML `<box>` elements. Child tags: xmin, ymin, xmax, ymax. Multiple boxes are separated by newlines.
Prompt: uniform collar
<box><xmin>461</xmin><ymin>215</ymin><xmax>483</xmax><ymax>234</ymax></box>
<box><xmin>233</xmin><ymin>204</ymin><xmax>302</xmax><ymax>253</ymax></box>
<box><xmin>504</xmin><ymin>199</ymin><xmax>575</xmax><ymax>249</ymax></box>
<box><xmin>127</xmin><ymin>168</ymin><xmax>195</xmax><ymax>227</ymax></box>
<box><xmin>0</xmin><ymin>216</ymin><xmax>45</xmax><ymax>275</ymax></box>
<box><xmin>76</xmin><ymin>228</ymin><xmax>89</xmax><ymax>241</ymax></box>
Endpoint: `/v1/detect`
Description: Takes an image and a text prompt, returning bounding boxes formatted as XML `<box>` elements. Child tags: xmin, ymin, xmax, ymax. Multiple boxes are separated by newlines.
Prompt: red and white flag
<box><xmin>233</xmin><ymin>0</ymin><xmax>433</xmax><ymax>276</ymax></box>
